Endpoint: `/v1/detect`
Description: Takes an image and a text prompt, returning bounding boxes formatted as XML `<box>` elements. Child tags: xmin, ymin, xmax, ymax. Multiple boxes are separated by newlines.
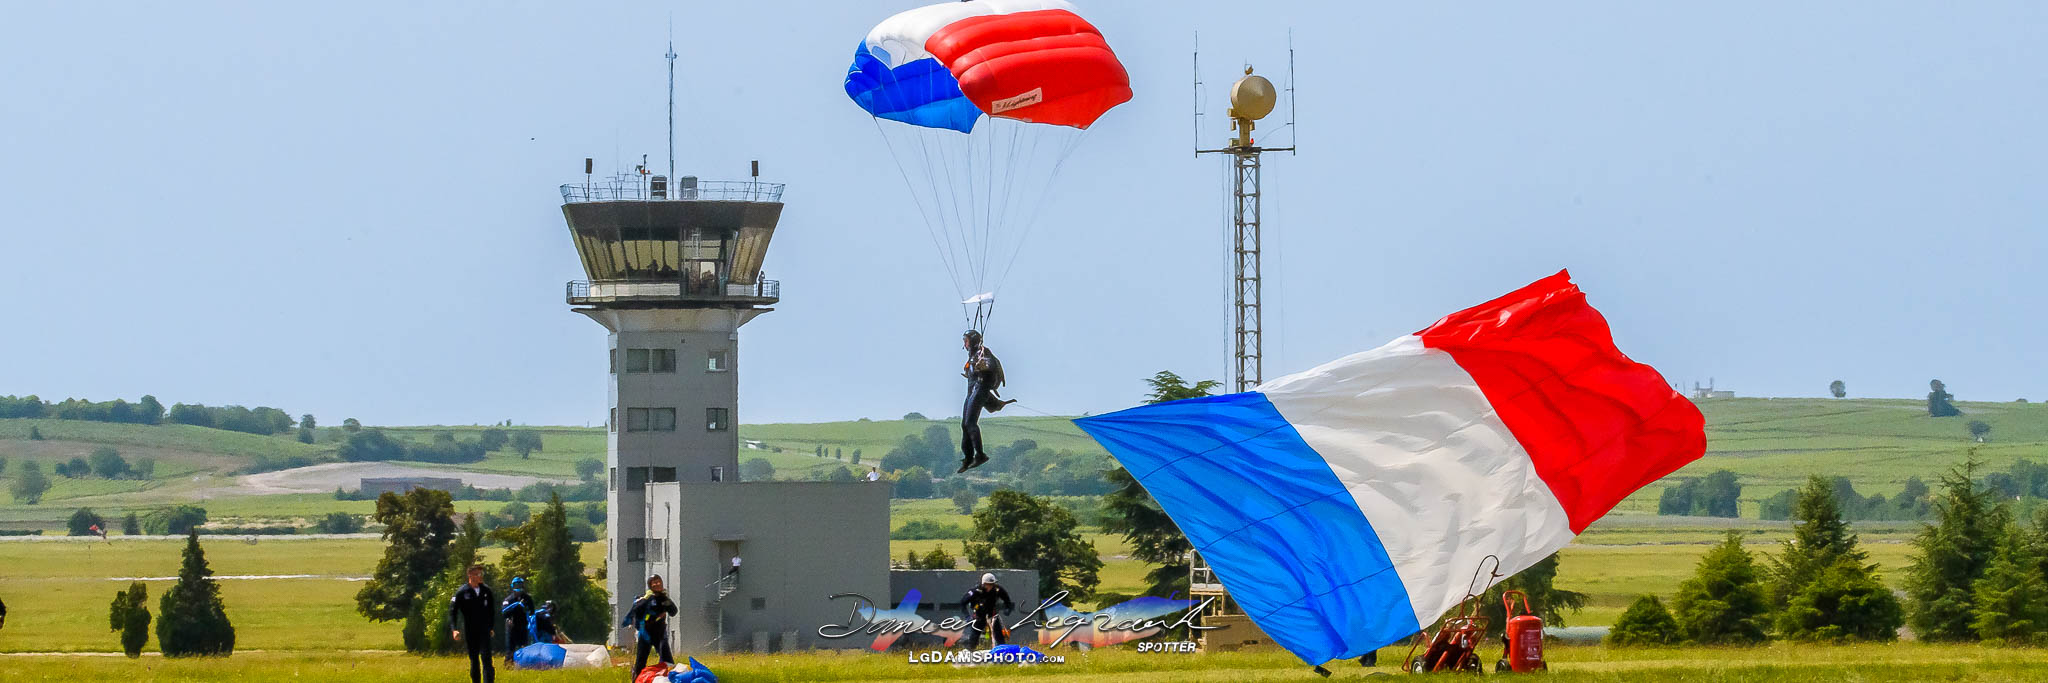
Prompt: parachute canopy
<box><xmin>1075</xmin><ymin>272</ymin><xmax>1706</xmax><ymax>664</ymax></box>
<box><xmin>843</xmin><ymin>1</ymin><xmax>1133</xmax><ymax>327</ymax></box>
<box><xmin>846</xmin><ymin>0</ymin><xmax>1132</xmax><ymax>133</ymax></box>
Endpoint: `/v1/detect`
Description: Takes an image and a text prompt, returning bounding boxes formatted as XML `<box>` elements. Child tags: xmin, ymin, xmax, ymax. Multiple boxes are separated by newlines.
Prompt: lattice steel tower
<box><xmin>1198</xmin><ymin>66</ymin><xmax>1292</xmax><ymax>392</ymax></box>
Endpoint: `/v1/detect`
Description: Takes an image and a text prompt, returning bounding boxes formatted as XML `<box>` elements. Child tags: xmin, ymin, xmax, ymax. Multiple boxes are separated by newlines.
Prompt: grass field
<box><xmin>0</xmin><ymin>531</ymin><xmax>1916</xmax><ymax>654</ymax></box>
<box><xmin>3</xmin><ymin>644</ymin><xmax>2047</xmax><ymax>682</ymax></box>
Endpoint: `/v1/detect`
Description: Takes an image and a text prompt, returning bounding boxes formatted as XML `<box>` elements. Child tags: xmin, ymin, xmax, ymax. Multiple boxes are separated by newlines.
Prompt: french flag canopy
<box><xmin>1075</xmin><ymin>271</ymin><xmax>1705</xmax><ymax>664</ymax></box>
<box><xmin>845</xmin><ymin>0</ymin><xmax>1132</xmax><ymax>133</ymax></box>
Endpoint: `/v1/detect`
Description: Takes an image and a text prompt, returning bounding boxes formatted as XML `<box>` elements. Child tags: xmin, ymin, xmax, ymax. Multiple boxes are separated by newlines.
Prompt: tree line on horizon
<box><xmin>1</xmin><ymin>394</ymin><xmax>301</xmax><ymax>437</ymax></box>
<box><xmin>1612</xmin><ymin>455</ymin><xmax>2048</xmax><ymax>646</ymax></box>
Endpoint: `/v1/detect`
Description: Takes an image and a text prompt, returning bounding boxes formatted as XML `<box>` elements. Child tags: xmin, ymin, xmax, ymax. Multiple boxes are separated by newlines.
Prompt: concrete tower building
<box><xmin>558</xmin><ymin>173</ymin><xmax>788</xmax><ymax>640</ymax></box>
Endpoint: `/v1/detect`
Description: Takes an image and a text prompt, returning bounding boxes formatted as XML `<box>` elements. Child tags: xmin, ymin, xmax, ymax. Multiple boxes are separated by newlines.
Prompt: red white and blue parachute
<box><xmin>846</xmin><ymin>0</ymin><xmax>1131</xmax><ymax>133</ymax></box>
<box><xmin>845</xmin><ymin>0</ymin><xmax>1131</xmax><ymax>329</ymax></box>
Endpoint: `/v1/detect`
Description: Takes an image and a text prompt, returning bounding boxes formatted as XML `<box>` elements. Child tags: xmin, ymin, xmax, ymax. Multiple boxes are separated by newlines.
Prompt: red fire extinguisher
<box><xmin>1499</xmin><ymin>590</ymin><xmax>1546</xmax><ymax>673</ymax></box>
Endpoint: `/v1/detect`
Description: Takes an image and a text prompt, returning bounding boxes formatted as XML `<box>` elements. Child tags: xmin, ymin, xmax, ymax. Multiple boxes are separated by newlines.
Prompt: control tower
<box><xmin>558</xmin><ymin>171</ymin><xmax>785</xmax><ymax>639</ymax></box>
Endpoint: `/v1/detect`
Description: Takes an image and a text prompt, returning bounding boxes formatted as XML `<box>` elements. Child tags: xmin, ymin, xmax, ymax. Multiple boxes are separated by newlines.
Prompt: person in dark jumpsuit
<box><xmin>958</xmin><ymin>330</ymin><xmax>1015</xmax><ymax>473</ymax></box>
<box><xmin>960</xmin><ymin>573</ymin><xmax>1016</xmax><ymax>649</ymax></box>
<box><xmin>500</xmin><ymin>576</ymin><xmax>534</xmax><ymax>661</ymax></box>
<box><xmin>449</xmin><ymin>564</ymin><xmax>498</xmax><ymax>683</ymax></box>
<box><xmin>622</xmin><ymin>574</ymin><xmax>679</xmax><ymax>679</ymax></box>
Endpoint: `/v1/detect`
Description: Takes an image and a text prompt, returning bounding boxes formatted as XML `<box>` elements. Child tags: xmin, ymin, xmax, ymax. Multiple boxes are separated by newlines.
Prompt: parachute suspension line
<box><xmin>938</xmin><ymin>128</ymin><xmax>983</xmax><ymax>291</ymax></box>
<box><xmin>913</xmin><ymin>125</ymin><xmax>974</xmax><ymax>298</ymax></box>
<box><xmin>960</xmin><ymin>118</ymin><xmax>983</xmax><ymax>293</ymax></box>
<box><xmin>985</xmin><ymin>121</ymin><xmax>1041</xmax><ymax>290</ymax></box>
<box><xmin>989</xmin><ymin>127</ymin><xmax>1091</xmax><ymax>294</ymax></box>
<box><xmin>871</xmin><ymin>117</ymin><xmax>968</xmax><ymax>298</ymax></box>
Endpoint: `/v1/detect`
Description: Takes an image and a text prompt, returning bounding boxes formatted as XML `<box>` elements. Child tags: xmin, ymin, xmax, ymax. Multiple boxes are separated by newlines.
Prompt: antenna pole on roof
<box><xmin>666</xmin><ymin>16</ymin><xmax>678</xmax><ymax>182</ymax></box>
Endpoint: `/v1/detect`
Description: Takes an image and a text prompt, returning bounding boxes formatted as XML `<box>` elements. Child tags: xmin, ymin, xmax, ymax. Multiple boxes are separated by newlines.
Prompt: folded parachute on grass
<box><xmin>511</xmin><ymin>642</ymin><xmax>607</xmax><ymax>670</ymax></box>
<box><xmin>1075</xmin><ymin>271</ymin><xmax>1706</xmax><ymax>665</ymax></box>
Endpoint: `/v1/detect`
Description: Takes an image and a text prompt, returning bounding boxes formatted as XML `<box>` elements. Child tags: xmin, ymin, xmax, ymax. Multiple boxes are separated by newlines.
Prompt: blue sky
<box><xmin>2</xmin><ymin>2</ymin><xmax>2042</xmax><ymax>426</ymax></box>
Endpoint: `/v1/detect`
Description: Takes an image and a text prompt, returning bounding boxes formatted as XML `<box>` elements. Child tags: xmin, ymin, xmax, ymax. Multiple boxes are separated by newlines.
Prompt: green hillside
<box><xmin>3</xmin><ymin>398</ymin><xmax>2044</xmax><ymax>530</ymax></box>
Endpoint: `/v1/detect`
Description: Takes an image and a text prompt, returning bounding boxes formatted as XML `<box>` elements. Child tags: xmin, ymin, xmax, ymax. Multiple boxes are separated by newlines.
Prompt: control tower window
<box><xmin>627</xmin><ymin>407</ymin><xmax>676</xmax><ymax>432</ymax></box>
<box><xmin>706</xmin><ymin>408</ymin><xmax>729</xmax><ymax>432</ymax></box>
<box><xmin>651</xmin><ymin>467</ymin><xmax>677</xmax><ymax>484</ymax></box>
<box><xmin>706</xmin><ymin>350</ymin><xmax>728</xmax><ymax>373</ymax></box>
<box><xmin>626</xmin><ymin>467</ymin><xmax>650</xmax><ymax>492</ymax></box>
<box><xmin>709</xmin><ymin>466</ymin><xmax>725</xmax><ymax>483</ymax></box>
<box><xmin>624</xmin><ymin>348</ymin><xmax>677</xmax><ymax>374</ymax></box>
<box><xmin>626</xmin><ymin>538</ymin><xmax>646</xmax><ymax>562</ymax></box>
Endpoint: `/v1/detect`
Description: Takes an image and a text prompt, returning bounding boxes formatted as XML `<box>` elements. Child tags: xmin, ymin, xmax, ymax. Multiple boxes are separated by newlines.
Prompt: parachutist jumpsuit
<box><xmin>960</xmin><ymin>345</ymin><xmax>1007</xmax><ymax>463</ymax></box>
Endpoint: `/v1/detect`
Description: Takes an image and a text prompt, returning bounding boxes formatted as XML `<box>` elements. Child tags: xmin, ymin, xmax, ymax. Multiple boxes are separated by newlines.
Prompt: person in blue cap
<box><xmin>501</xmin><ymin>576</ymin><xmax>535</xmax><ymax>661</ymax></box>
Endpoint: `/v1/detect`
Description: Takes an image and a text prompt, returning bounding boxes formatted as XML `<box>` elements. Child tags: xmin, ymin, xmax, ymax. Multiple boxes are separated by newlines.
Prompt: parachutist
<box><xmin>959</xmin><ymin>330</ymin><xmax>1013</xmax><ymax>472</ymax></box>
<box><xmin>961</xmin><ymin>573</ymin><xmax>1015</xmax><ymax>649</ymax></box>
<box><xmin>500</xmin><ymin>576</ymin><xmax>534</xmax><ymax>663</ymax></box>
<box><xmin>623</xmin><ymin>575</ymin><xmax>679</xmax><ymax>678</ymax></box>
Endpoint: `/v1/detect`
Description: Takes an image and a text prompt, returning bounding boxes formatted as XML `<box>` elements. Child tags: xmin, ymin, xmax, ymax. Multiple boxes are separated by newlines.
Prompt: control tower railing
<box><xmin>561</xmin><ymin>179</ymin><xmax>784</xmax><ymax>204</ymax></box>
<box><xmin>566</xmin><ymin>279</ymin><xmax>779</xmax><ymax>306</ymax></box>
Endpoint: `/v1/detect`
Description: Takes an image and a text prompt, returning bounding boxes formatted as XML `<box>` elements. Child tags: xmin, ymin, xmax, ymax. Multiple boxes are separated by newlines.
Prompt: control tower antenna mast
<box><xmin>665</xmin><ymin>19</ymin><xmax>678</xmax><ymax>181</ymax></box>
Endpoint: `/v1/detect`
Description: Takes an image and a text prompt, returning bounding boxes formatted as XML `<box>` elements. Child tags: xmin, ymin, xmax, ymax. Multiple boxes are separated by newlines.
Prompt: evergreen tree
<box><xmin>108</xmin><ymin>581</ymin><xmax>151</xmax><ymax>657</ymax></box>
<box><xmin>29</xmin><ymin>424</ymin><xmax>45</xmax><ymax>440</ymax></box>
<box><xmin>419</xmin><ymin>514</ymin><xmax>496</xmax><ymax>654</ymax></box>
<box><xmin>156</xmin><ymin>532</ymin><xmax>235</xmax><ymax>656</ymax></box>
<box><xmin>1606</xmin><ymin>595</ymin><xmax>1681</xmax><ymax>647</ymax></box>
<box><xmin>1670</xmin><ymin>532</ymin><xmax>1770</xmax><ymax>645</ymax></box>
<box><xmin>121</xmin><ymin>512</ymin><xmax>141</xmax><ymax>536</ymax></box>
<box><xmin>355</xmin><ymin>488</ymin><xmax>457</xmax><ymax>634</ymax></box>
<box><xmin>1970</xmin><ymin>521</ymin><xmax>2048</xmax><ymax>644</ymax></box>
<box><xmin>495</xmin><ymin>494</ymin><xmax>607</xmax><ymax>641</ymax></box>
<box><xmin>1779</xmin><ymin>558</ymin><xmax>1903</xmax><ymax>642</ymax></box>
<box><xmin>1905</xmin><ymin>457</ymin><xmax>2008</xmax><ymax>641</ymax></box>
<box><xmin>1767</xmin><ymin>476</ymin><xmax>1869</xmax><ymax>606</ymax></box>
<box><xmin>1763</xmin><ymin>477</ymin><xmax>1906</xmax><ymax>642</ymax></box>
<box><xmin>965</xmin><ymin>490</ymin><xmax>1102</xmax><ymax>600</ymax></box>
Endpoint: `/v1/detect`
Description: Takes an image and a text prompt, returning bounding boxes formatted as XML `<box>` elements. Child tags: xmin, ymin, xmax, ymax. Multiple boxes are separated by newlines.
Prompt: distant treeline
<box><xmin>333</xmin><ymin>479</ymin><xmax>602</xmax><ymax>504</ymax></box>
<box><xmin>1667</xmin><ymin>460</ymin><xmax>2048</xmax><ymax>522</ymax></box>
<box><xmin>336</xmin><ymin>428</ymin><xmax>543</xmax><ymax>465</ymax></box>
<box><xmin>0</xmin><ymin>394</ymin><xmax>297</xmax><ymax>436</ymax></box>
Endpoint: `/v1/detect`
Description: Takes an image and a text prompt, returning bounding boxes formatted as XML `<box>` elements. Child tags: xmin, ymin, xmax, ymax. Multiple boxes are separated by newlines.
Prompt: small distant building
<box><xmin>1691</xmin><ymin>380</ymin><xmax>1734</xmax><ymax>400</ymax></box>
<box><xmin>359</xmin><ymin>477</ymin><xmax>464</xmax><ymax>496</ymax></box>
<box><xmin>743</xmin><ymin>440</ymin><xmax>767</xmax><ymax>450</ymax></box>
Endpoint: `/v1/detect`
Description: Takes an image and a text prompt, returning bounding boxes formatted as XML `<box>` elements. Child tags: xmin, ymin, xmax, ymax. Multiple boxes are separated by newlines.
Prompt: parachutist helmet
<box><xmin>963</xmin><ymin>329</ymin><xmax>983</xmax><ymax>346</ymax></box>
<box><xmin>510</xmin><ymin>577</ymin><xmax>526</xmax><ymax>590</ymax></box>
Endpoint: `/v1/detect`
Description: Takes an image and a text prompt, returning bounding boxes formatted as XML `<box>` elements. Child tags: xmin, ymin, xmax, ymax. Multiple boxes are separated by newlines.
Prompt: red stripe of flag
<box><xmin>1415</xmin><ymin>270</ymin><xmax>1705</xmax><ymax>532</ymax></box>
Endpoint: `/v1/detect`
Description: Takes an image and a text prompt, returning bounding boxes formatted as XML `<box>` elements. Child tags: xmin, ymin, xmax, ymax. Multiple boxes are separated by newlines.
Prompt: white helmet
<box><xmin>981</xmin><ymin>573</ymin><xmax>997</xmax><ymax>584</ymax></box>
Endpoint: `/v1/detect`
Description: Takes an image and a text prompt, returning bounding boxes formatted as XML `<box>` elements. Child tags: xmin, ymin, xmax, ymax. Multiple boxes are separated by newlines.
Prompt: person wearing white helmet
<box><xmin>959</xmin><ymin>573</ymin><xmax>1015</xmax><ymax>650</ymax></box>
